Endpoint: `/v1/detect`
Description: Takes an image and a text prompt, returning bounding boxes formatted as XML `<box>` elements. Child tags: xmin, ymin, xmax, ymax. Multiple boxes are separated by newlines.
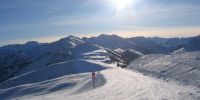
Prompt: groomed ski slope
<box><xmin>1</xmin><ymin>60</ymin><xmax>199</xmax><ymax>100</ymax></box>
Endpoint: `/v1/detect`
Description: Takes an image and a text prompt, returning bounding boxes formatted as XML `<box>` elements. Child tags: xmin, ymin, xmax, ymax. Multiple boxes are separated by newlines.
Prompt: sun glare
<box><xmin>109</xmin><ymin>0</ymin><xmax>134</xmax><ymax>12</ymax></box>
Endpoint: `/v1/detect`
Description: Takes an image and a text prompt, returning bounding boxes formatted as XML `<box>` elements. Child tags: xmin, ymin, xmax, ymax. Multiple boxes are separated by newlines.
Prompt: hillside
<box><xmin>0</xmin><ymin>36</ymin><xmax>109</xmax><ymax>82</ymax></box>
<box><xmin>0</xmin><ymin>34</ymin><xmax>200</xmax><ymax>100</ymax></box>
<box><xmin>0</xmin><ymin>35</ymin><xmax>147</xmax><ymax>82</ymax></box>
<box><xmin>127</xmin><ymin>52</ymin><xmax>200</xmax><ymax>88</ymax></box>
<box><xmin>0</xmin><ymin>61</ymin><xmax>199</xmax><ymax>100</ymax></box>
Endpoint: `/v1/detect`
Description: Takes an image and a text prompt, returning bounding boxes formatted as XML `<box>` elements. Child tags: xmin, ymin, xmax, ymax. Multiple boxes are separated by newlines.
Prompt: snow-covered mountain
<box><xmin>0</xmin><ymin>35</ymin><xmax>115</xmax><ymax>89</ymax></box>
<box><xmin>172</xmin><ymin>35</ymin><xmax>200</xmax><ymax>54</ymax></box>
<box><xmin>84</xmin><ymin>35</ymin><xmax>200</xmax><ymax>54</ymax></box>
<box><xmin>184</xmin><ymin>35</ymin><xmax>200</xmax><ymax>51</ymax></box>
<box><xmin>0</xmin><ymin>35</ymin><xmax>199</xmax><ymax>83</ymax></box>
<box><xmin>0</xmin><ymin>36</ymin><xmax>111</xmax><ymax>82</ymax></box>
<box><xmin>0</xmin><ymin>34</ymin><xmax>200</xmax><ymax>100</ymax></box>
<box><xmin>1</xmin><ymin>35</ymin><xmax>142</xmax><ymax>84</ymax></box>
<box><xmin>83</xmin><ymin>34</ymin><xmax>150</xmax><ymax>54</ymax></box>
<box><xmin>128</xmin><ymin>36</ymin><xmax>191</xmax><ymax>54</ymax></box>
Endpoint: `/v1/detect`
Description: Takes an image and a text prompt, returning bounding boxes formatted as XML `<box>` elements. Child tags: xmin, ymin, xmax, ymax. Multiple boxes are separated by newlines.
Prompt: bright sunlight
<box><xmin>108</xmin><ymin>0</ymin><xmax>134</xmax><ymax>12</ymax></box>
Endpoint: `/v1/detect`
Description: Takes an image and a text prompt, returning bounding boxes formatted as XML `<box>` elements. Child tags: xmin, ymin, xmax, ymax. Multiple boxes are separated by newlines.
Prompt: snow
<box><xmin>82</xmin><ymin>49</ymin><xmax>109</xmax><ymax>61</ymax></box>
<box><xmin>126</xmin><ymin>49</ymin><xmax>144</xmax><ymax>56</ymax></box>
<box><xmin>171</xmin><ymin>48</ymin><xmax>186</xmax><ymax>54</ymax></box>
<box><xmin>0</xmin><ymin>60</ymin><xmax>199</xmax><ymax>100</ymax></box>
<box><xmin>128</xmin><ymin>52</ymin><xmax>200</xmax><ymax>88</ymax></box>
<box><xmin>0</xmin><ymin>60</ymin><xmax>107</xmax><ymax>90</ymax></box>
<box><xmin>0</xmin><ymin>35</ymin><xmax>200</xmax><ymax>100</ymax></box>
<box><xmin>0</xmin><ymin>36</ymin><xmax>87</xmax><ymax>82</ymax></box>
<box><xmin>114</xmin><ymin>48</ymin><xmax>125</xmax><ymax>54</ymax></box>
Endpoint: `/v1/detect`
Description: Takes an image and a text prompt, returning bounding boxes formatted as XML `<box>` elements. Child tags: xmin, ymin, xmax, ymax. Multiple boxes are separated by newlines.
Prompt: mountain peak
<box><xmin>98</xmin><ymin>34</ymin><xmax>122</xmax><ymax>39</ymax></box>
<box><xmin>59</xmin><ymin>35</ymin><xmax>82</xmax><ymax>41</ymax></box>
<box><xmin>25</xmin><ymin>41</ymin><xmax>40</xmax><ymax>46</ymax></box>
<box><xmin>54</xmin><ymin>36</ymin><xmax>85</xmax><ymax>46</ymax></box>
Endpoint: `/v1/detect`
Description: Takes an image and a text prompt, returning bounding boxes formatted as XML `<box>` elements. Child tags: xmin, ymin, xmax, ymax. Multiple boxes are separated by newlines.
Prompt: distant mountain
<box><xmin>184</xmin><ymin>35</ymin><xmax>200</xmax><ymax>51</ymax></box>
<box><xmin>128</xmin><ymin>37</ymin><xmax>191</xmax><ymax>54</ymax></box>
<box><xmin>83</xmin><ymin>34</ymin><xmax>150</xmax><ymax>54</ymax></box>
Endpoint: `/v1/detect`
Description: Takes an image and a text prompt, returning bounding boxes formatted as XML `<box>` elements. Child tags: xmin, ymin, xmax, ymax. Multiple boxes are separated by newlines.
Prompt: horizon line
<box><xmin>0</xmin><ymin>33</ymin><xmax>199</xmax><ymax>47</ymax></box>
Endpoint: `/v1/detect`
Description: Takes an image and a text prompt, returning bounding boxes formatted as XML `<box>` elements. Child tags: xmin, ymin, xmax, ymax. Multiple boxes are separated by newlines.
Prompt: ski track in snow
<box><xmin>4</xmin><ymin>63</ymin><xmax>198</xmax><ymax>100</ymax></box>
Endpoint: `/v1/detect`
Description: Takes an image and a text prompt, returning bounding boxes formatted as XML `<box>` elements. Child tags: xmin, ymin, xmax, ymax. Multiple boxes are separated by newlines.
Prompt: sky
<box><xmin>0</xmin><ymin>0</ymin><xmax>200</xmax><ymax>46</ymax></box>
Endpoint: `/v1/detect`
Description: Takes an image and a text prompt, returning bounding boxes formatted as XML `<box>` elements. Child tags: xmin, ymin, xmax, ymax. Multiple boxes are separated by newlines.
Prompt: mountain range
<box><xmin>0</xmin><ymin>34</ymin><xmax>199</xmax><ymax>83</ymax></box>
<box><xmin>0</xmin><ymin>34</ymin><xmax>200</xmax><ymax>99</ymax></box>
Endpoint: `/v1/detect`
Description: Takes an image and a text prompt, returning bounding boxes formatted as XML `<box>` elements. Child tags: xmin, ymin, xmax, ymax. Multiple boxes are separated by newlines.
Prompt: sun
<box><xmin>109</xmin><ymin>0</ymin><xmax>134</xmax><ymax>12</ymax></box>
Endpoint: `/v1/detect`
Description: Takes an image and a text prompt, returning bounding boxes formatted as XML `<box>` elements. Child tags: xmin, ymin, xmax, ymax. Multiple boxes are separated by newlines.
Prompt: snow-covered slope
<box><xmin>15</xmin><ymin>43</ymin><xmax>112</xmax><ymax>77</ymax></box>
<box><xmin>0</xmin><ymin>64</ymin><xmax>199</xmax><ymax>100</ymax></box>
<box><xmin>127</xmin><ymin>51</ymin><xmax>200</xmax><ymax>88</ymax></box>
<box><xmin>121</xmin><ymin>49</ymin><xmax>144</xmax><ymax>62</ymax></box>
<box><xmin>0</xmin><ymin>36</ymin><xmax>111</xmax><ymax>82</ymax></box>
<box><xmin>111</xmin><ymin>49</ymin><xmax>144</xmax><ymax>66</ymax></box>
<box><xmin>0</xmin><ymin>60</ymin><xmax>107</xmax><ymax>89</ymax></box>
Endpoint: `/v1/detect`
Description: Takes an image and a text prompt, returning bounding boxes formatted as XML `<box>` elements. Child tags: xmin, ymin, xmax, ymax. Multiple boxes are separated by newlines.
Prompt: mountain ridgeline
<box><xmin>0</xmin><ymin>34</ymin><xmax>200</xmax><ymax>82</ymax></box>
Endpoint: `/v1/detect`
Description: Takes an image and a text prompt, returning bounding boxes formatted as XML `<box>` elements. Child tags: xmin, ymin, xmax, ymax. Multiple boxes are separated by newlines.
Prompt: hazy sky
<box><xmin>0</xmin><ymin>0</ymin><xmax>200</xmax><ymax>46</ymax></box>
